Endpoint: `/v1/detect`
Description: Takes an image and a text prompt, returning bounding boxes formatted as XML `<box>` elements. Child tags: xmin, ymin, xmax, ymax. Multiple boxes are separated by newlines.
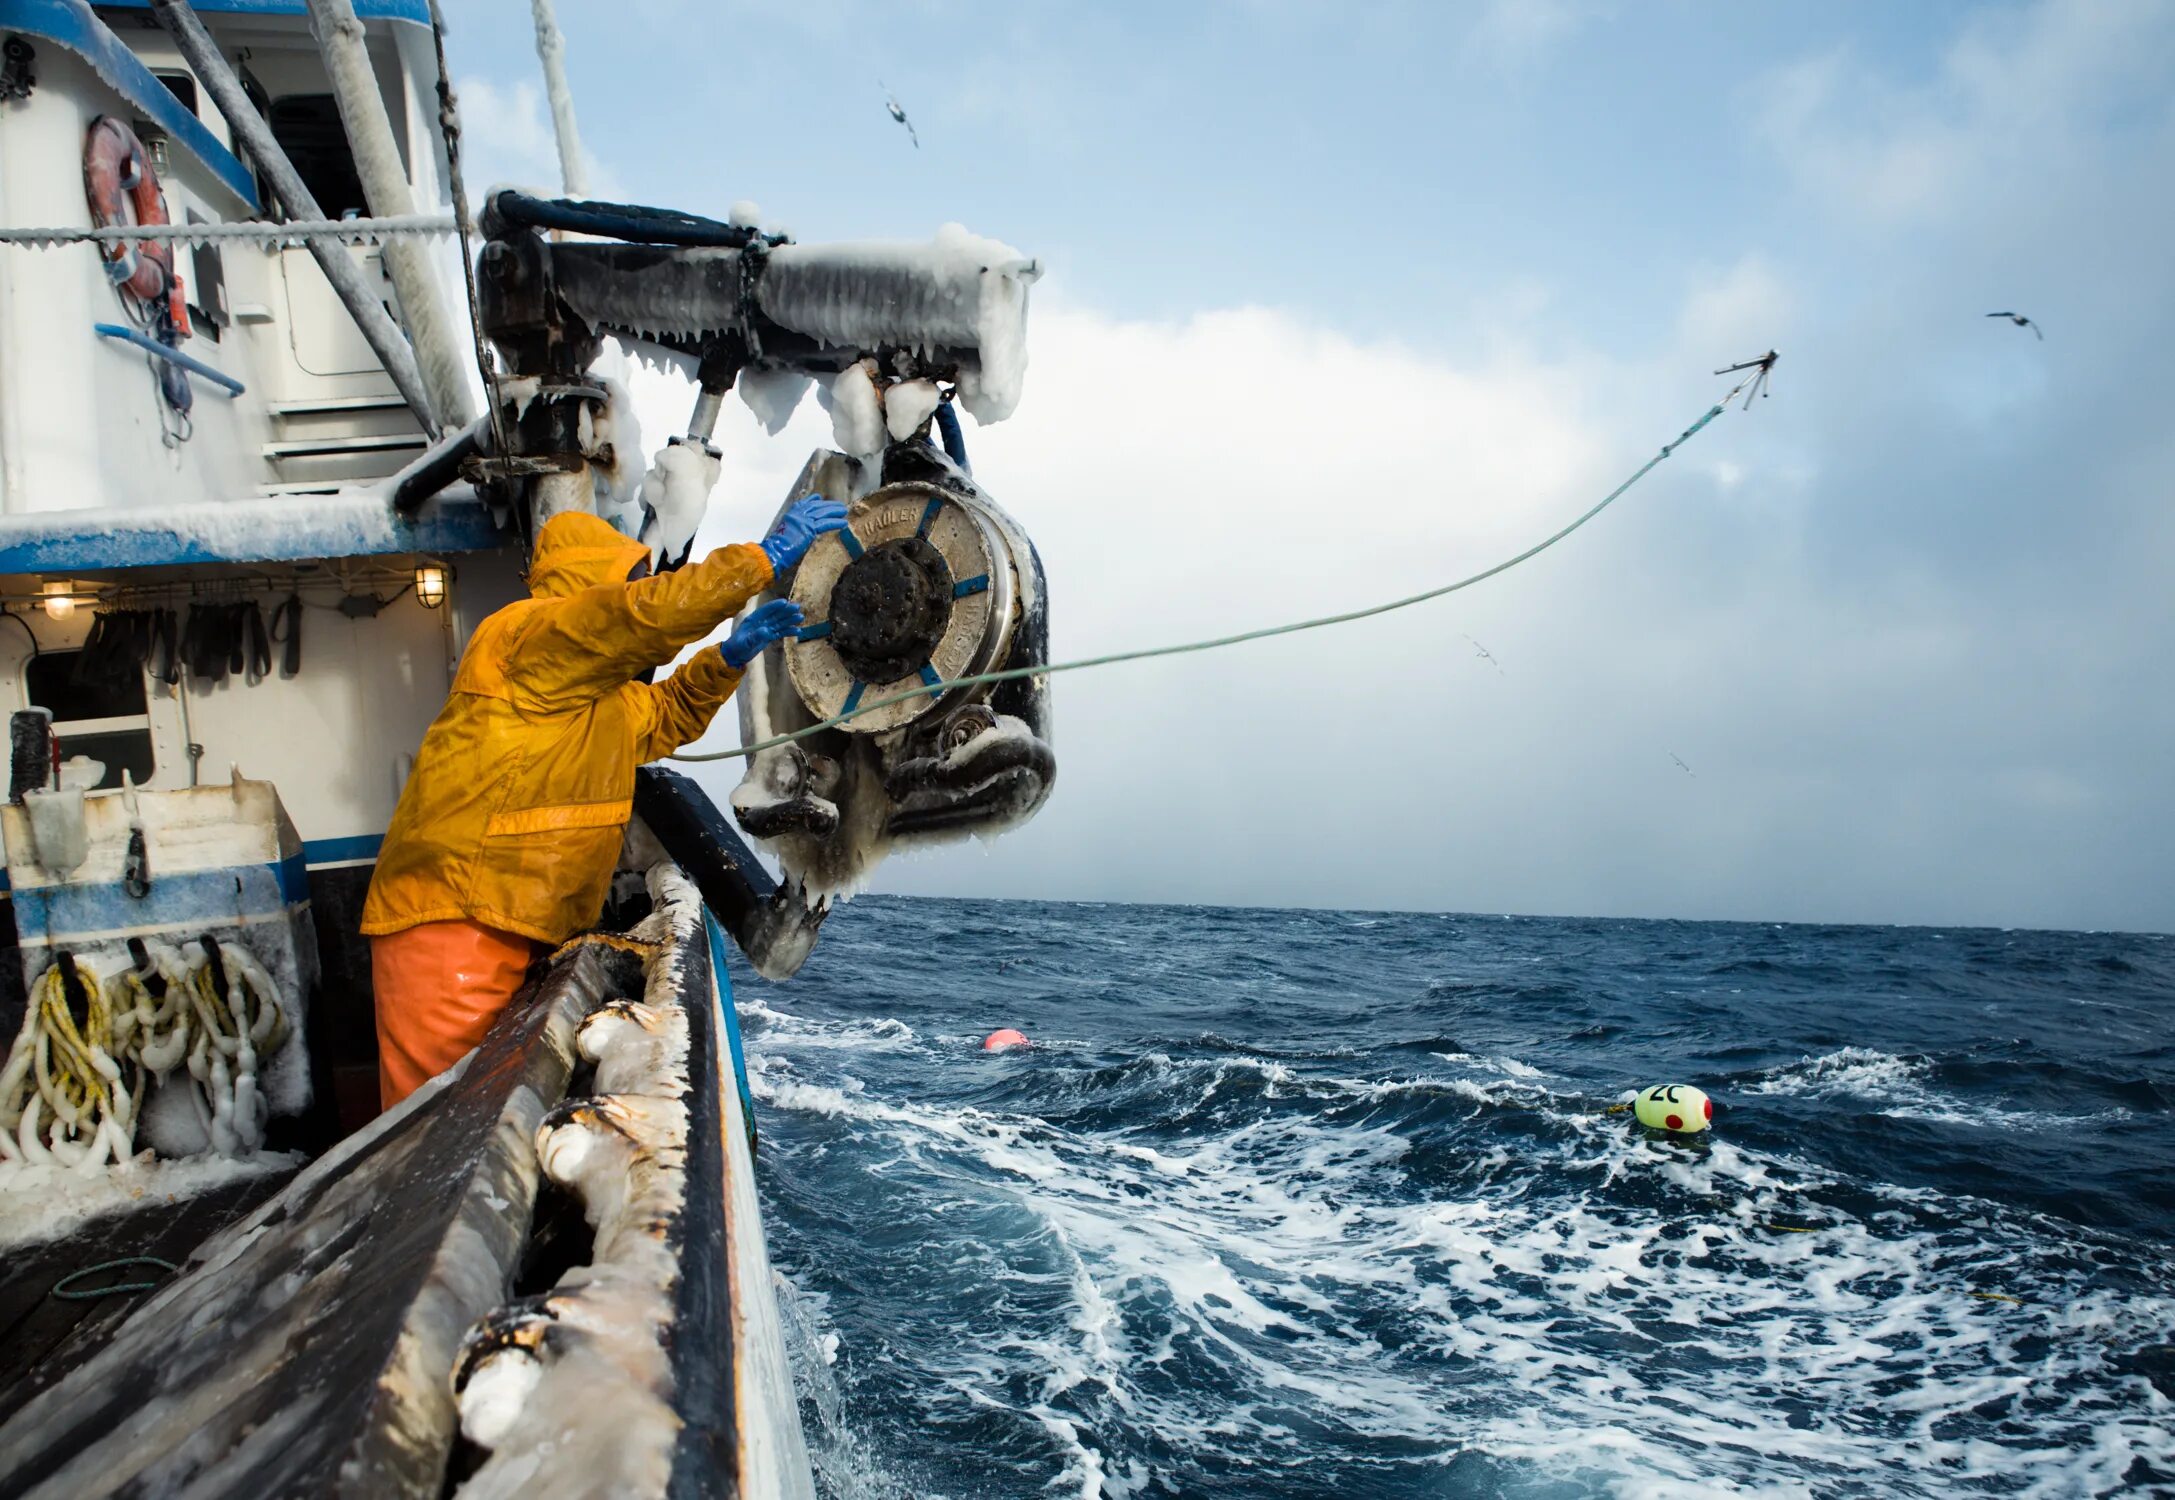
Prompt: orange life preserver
<box><xmin>82</xmin><ymin>115</ymin><xmax>191</xmax><ymax>337</ymax></box>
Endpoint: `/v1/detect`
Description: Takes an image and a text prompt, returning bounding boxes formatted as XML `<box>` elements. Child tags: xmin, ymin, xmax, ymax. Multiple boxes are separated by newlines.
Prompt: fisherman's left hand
<box><xmin>721</xmin><ymin>599</ymin><xmax>806</xmax><ymax>668</ymax></box>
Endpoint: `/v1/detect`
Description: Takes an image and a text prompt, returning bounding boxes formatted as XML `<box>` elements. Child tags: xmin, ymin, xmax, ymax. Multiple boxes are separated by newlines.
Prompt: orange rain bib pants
<box><xmin>371</xmin><ymin>919</ymin><xmax>541</xmax><ymax>1108</ymax></box>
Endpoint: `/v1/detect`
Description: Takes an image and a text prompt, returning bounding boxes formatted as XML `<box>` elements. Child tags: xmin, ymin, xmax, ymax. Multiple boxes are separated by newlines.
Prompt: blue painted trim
<box><xmin>0</xmin><ymin>494</ymin><xmax>504</xmax><ymax>572</ymax></box>
<box><xmin>917</xmin><ymin>664</ymin><xmax>941</xmax><ymax>688</ymax></box>
<box><xmin>702</xmin><ymin>907</ymin><xmax>758</xmax><ymax>1149</ymax></box>
<box><xmin>838</xmin><ymin>528</ymin><xmax>864</xmax><ymax>561</ymax></box>
<box><xmin>952</xmin><ymin>573</ymin><xmax>989</xmax><ymax>598</ymax></box>
<box><xmin>12</xmin><ymin>856</ymin><xmax>306</xmax><ymax>939</ymax></box>
<box><xmin>840</xmin><ymin>680</ymin><xmax>865</xmax><ymax>715</ymax></box>
<box><xmin>795</xmin><ymin>620</ymin><xmax>832</xmax><ymax>642</ymax></box>
<box><xmin>97</xmin><ymin>0</ymin><xmax>431</xmax><ymax>20</ymax></box>
<box><xmin>915</xmin><ymin>497</ymin><xmax>943</xmax><ymax>540</ymax></box>
<box><xmin>303</xmin><ymin>833</ymin><xmax>382</xmax><ymax>866</ymax></box>
<box><xmin>95</xmin><ymin>322</ymin><xmax>245</xmax><ymax>396</ymax></box>
<box><xmin>271</xmin><ymin>849</ymin><xmax>307</xmax><ymax>904</ymax></box>
<box><xmin>0</xmin><ymin>0</ymin><xmax>261</xmax><ymax>208</ymax></box>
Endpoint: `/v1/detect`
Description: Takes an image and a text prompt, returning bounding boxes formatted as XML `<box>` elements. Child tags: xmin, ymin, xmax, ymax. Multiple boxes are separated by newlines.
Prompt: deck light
<box><xmin>414</xmin><ymin>563</ymin><xmax>450</xmax><ymax>609</ymax></box>
<box><xmin>41</xmin><ymin>581</ymin><xmax>77</xmax><ymax>621</ymax></box>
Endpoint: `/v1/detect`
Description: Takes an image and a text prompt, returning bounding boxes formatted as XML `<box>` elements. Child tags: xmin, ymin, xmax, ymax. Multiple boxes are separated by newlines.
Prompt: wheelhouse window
<box><xmin>153</xmin><ymin>70</ymin><xmax>200</xmax><ymax>118</ymax></box>
<box><xmin>25</xmin><ymin>650</ymin><xmax>155</xmax><ymax>792</ymax></box>
<box><xmin>268</xmin><ymin>94</ymin><xmax>368</xmax><ymax>218</ymax></box>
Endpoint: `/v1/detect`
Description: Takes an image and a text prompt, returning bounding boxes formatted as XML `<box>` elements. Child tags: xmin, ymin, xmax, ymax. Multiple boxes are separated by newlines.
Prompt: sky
<box><xmin>442</xmin><ymin>0</ymin><xmax>2175</xmax><ymax>933</ymax></box>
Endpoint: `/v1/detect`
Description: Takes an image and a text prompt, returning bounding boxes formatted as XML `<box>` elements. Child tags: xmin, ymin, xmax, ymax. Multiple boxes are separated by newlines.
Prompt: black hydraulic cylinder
<box><xmin>633</xmin><ymin>766</ymin><xmax>829</xmax><ymax>980</ymax></box>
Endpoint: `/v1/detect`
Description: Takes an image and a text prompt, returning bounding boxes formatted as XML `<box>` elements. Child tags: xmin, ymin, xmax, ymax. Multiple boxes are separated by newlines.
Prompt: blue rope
<box><xmin>52</xmin><ymin>1256</ymin><xmax>179</xmax><ymax>1301</ymax></box>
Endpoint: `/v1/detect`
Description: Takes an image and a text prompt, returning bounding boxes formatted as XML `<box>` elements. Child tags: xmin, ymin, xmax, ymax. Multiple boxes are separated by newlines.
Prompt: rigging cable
<box><xmin>674</xmin><ymin>376</ymin><xmax>1759</xmax><ymax>764</ymax></box>
<box><xmin>425</xmin><ymin>0</ymin><xmax>510</xmax><ymax>468</ymax></box>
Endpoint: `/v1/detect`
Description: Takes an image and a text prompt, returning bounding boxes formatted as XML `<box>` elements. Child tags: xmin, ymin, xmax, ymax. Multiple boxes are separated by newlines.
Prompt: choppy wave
<box><xmin>740</xmin><ymin>899</ymin><xmax>2175</xmax><ymax>1498</ymax></box>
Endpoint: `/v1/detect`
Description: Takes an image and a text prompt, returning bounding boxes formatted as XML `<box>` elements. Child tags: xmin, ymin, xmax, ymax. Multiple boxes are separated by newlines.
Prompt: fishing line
<box><xmin>674</xmin><ymin>376</ymin><xmax>1759</xmax><ymax>765</ymax></box>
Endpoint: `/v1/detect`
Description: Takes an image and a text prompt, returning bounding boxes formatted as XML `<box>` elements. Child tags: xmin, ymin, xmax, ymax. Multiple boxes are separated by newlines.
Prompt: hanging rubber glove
<box><xmin>759</xmin><ymin>498</ymin><xmax>851</xmax><ymax>574</ymax></box>
<box><xmin>721</xmin><ymin>599</ymin><xmax>806</xmax><ymax>669</ymax></box>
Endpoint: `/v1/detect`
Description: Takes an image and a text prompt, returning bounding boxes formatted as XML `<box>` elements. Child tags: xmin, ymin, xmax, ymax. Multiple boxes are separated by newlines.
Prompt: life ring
<box><xmin>82</xmin><ymin>115</ymin><xmax>191</xmax><ymax>337</ymax></box>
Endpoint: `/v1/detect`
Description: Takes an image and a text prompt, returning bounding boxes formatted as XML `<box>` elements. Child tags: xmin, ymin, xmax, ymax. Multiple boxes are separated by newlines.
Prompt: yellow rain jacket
<box><xmin>362</xmin><ymin>512</ymin><xmax>772</xmax><ymax>946</ymax></box>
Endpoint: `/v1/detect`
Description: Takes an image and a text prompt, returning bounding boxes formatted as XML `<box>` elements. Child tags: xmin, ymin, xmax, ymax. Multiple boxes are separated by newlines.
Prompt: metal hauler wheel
<box><xmin>784</xmin><ymin>482</ymin><xmax>1018</xmax><ymax>736</ymax></box>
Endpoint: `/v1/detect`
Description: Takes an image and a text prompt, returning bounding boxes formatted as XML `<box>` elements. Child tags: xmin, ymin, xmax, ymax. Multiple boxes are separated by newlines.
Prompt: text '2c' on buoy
<box><xmin>982</xmin><ymin>1028</ymin><xmax>1029</xmax><ymax>1052</ymax></box>
<box><xmin>1633</xmin><ymin>1084</ymin><xmax>1712</xmax><ymax>1134</ymax></box>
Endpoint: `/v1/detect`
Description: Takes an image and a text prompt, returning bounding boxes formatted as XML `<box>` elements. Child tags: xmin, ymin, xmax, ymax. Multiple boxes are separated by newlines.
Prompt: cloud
<box><xmin>450</xmin><ymin>75</ymin><xmax>620</xmax><ymax>200</ymax></box>
<box><xmin>577</xmin><ymin>0</ymin><xmax>2175</xmax><ymax>933</ymax></box>
<box><xmin>1463</xmin><ymin>0</ymin><xmax>1611</xmax><ymax>69</ymax></box>
<box><xmin>620</xmin><ymin>242</ymin><xmax>2171</xmax><ymax>933</ymax></box>
<box><xmin>1750</xmin><ymin>0</ymin><xmax>2172</xmax><ymax>227</ymax></box>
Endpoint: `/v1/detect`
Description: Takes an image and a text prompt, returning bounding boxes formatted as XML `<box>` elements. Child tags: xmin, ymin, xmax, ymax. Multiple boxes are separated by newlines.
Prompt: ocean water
<box><xmin>736</xmin><ymin>898</ymin><xmax>2175</xmax><ymax>1499</ymax></box>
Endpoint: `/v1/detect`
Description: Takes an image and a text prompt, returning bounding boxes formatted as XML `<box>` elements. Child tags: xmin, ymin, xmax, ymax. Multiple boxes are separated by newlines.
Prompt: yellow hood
<box><xmin>527</xmin><ymin>512</ymin><xmax>651</xmax><ymax>599</ymax></box>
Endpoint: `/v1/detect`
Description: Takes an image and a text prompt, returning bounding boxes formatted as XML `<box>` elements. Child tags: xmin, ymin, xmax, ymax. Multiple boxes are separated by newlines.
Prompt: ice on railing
<box><xmin>0</xmin><ymin>491</ymin><xmax>413</xmax><ymax>559</ymax></box>
<box><xmin>760</xmin><ymin>224</ymin><xmax>1040</xmax><ymax>424</ymax></box>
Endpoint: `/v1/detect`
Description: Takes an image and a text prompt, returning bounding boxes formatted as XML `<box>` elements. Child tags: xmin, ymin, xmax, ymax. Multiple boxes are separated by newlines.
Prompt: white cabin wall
<box><xmin>178</xmin><ymin>548</ymin><xmax>524</xmax><ymax>845</ymax></box>
<box><xmin>0</xmin><ymin>14</ymin><xmax>461</xmax><ymax>510</ymax></box>
<box><xmin>392</xmin><ymin>23</ymin><xmax>447</xmax><ymax>209</ymax></box>
<box><xmin>0</xmin><ymin>48</ymin><xmax>267</xmax><ymax>517</ymax></box>
<box><xmin>206</xmin><ymin>22</ymin><xmax>421</xmax><ymax>482</ymax></box>
<box><xmin>180</xmin><ymin>590</ymin><xmax>450</xmax><ymax>844</ymax></box>
<box><xmin>0</xmin><ymin>547</ymin><xmax>524</xmax><ymax>848</ymax></box>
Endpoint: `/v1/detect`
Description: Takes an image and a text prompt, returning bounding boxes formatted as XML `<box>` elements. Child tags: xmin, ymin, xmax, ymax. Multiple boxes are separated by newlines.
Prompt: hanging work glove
<box><xmin>720</xmin><ymin>599</ymin><xmax>806</xmax><ymax>669</ymax></box>
<box><xmin>758</xmin><ymin>498</ymin><xmax>851</xmax><ymax>574</ymax></box>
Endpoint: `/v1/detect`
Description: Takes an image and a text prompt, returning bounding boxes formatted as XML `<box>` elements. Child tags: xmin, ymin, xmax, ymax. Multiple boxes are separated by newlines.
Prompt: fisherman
<box><xmin>361</xmin><ymin>499</ymin><xmax>847</xmax><ymax>1106</ymax></box>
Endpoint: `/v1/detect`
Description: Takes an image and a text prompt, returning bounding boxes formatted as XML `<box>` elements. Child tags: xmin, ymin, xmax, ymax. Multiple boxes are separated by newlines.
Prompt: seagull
<box><xmin>1670</xmin><ymin>753</ymin><xmax>1695</xmax><ymax>777</ymax></box>
<box><xmin>1713</xmin><ymin>350</ymin><xmax>1778</xmax><ymax>409</ymax></box>
<box><xmin>1464</xmin><ymin>634</ymin><xmax>1502</xmax><ymax>673</ymax></box>
<box><xmin>1986</xmin><ymin>311</ymin><xmax>2043</xmax><ymax>340</ymax></box>
<box><xmin>881</xmin><ymin>84</ymin><xmax>920</xmax><ymax>149</ymax></box>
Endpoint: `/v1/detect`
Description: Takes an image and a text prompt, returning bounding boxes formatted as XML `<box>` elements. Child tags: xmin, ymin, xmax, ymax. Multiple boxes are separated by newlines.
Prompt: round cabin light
<box><xmin>41</xmin><ymin>581</ymin><xmax>77</xmax><ymax>621</ymax></box>
<box><xmin>414</xmin><ymin>562</ymin><xmax>450</xmax><ymax>609</ymax></box>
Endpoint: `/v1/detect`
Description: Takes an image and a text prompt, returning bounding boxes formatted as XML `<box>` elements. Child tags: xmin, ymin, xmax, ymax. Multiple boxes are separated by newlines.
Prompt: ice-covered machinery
<box><xmin>0</xmin><ymin>721</ymin><xmax>315</xmax><ymax>1166</ymax></box>
<box><xmin>732</xmin><ymin>441</ymin><xmax>1053</xmax><ymax>896</ymax></box>
<box><xmin>438</xmin><ymin>194</ymin><xmax>1056</xmax><ymax>975</ymax></box>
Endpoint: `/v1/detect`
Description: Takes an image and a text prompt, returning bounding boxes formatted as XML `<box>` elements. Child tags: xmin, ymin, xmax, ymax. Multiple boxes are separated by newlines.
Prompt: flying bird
<box><xmin>881</xmin><ymin>84</ymin><xmax>919</xmax><ymax>148</ymax></box>
<box><xmin>1464</xmin><ymin>634</ymin><xmax>1503</xmax><ymax>673</ymax></box>
<box><xmin>1670</xmin><ymin>753</ymin><xmax>1695</xmax><ymax>777</ymax></box>
<box><xmin>1986</xmin><ymin>311</ymin><xmax>2042</xmax><ymax>340</ymax></box>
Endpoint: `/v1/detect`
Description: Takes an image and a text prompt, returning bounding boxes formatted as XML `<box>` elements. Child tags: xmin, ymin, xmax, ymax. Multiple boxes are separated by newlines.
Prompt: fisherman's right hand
<box><xmin>759</xmin><ymin>498</ymin><xmax>850</xmax><ymax>574</ymax></box>
<box><xmin>721</xmin><ymin>599</ymin><xmax>806</xmax><ymax>668</ymax></box>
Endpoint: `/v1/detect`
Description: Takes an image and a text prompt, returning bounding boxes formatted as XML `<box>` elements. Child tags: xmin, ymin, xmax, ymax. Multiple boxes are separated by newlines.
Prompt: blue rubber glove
<box><xmin>720</xmin><ymin>599</ymin><xmax>806</xmax><ymax>669</ymax></box>
<box><xmin>759</xmin><ymin>497</ymin><xmax>850</xmax><ymax>574</ymax></box>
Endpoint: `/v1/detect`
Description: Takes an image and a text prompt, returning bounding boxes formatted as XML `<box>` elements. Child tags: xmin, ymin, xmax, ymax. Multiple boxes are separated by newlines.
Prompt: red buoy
<box><xmin>982</xmin><ymin>1028</ymin><xmax>1029</xmax><ymax>1052</ymax></box>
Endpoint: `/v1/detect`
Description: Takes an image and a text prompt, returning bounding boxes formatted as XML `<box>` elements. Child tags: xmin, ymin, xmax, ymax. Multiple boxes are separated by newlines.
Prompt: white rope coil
<box><xmin>0</xmin><ymin>938</ymin><xmax>289</xmax><ymax>1169</ymax></box>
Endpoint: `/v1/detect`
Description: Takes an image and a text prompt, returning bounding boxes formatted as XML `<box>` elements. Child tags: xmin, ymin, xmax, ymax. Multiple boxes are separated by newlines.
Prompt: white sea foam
<box><xmin>746</xmin><ymin>1003</ymin><xmax>2175</xmax><ymax>1497</ymax></box>
<box><xmin>1748</xmin><ymin>1047</ymin><xmax>2126</xmax><ymax>1129</ymax></box>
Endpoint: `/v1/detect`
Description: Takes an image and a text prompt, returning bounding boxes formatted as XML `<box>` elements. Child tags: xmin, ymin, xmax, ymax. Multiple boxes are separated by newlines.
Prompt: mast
<box><xmin>305</xmin><ymin>0</ymin><xmax>477</xmax><ymax>428</ymax></box>
<box><xmin>529</xmin><ymin>0</ymin><xmax>590</xmax><ymax>197</ymax></box>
